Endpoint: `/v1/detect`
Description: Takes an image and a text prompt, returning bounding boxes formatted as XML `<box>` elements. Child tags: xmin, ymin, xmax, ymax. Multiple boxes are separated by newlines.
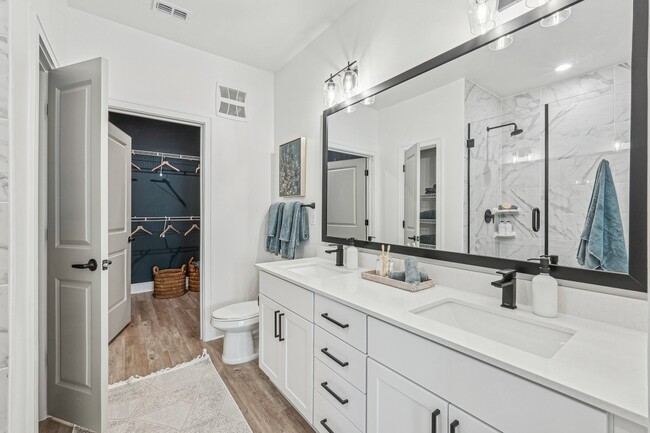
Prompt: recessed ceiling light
<box><xmin>541</xmin><ymin>8</ymin><xmax>572</xmax><ymax>27</ymax></box>
<box><xmin>489</xmin><ymin>34</ymin><xmax>514</xmax><ymax>51</ymax></box>
<box><xmin>555</xmin><ymin>63</ymin><xmax>572</xmax><ymax>72</ymax></box>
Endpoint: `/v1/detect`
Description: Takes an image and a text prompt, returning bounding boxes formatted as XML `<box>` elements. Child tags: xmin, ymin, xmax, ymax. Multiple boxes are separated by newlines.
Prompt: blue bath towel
<box><xmin>420</xmin><ymin>210</ymin><xmax>436</xmax><ymax>219</ymax></box>
<box><xmin>577</xmin><ymin>160</ymin><xmax>628</xmax><ymax>273</ymax></box>
<box><xmin>279</xmin><ymin>202</ymin><xmax>310</xmax><ymax>259</ymax></box>
<box><xmin>404</xmin><ymin>256</ymin><xmax>421</xmax><ymax>284</ymax></box>
<box><xmin>266</xmin><ymin>202</ymin><xmax>285</xmax><ymax>255</ymax></box>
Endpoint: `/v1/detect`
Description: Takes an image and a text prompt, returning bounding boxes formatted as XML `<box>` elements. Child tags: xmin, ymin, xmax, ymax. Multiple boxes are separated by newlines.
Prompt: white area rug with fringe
<box><xmin>73</xmin><ymin>351</ymin><xmax>253</xmax><ymax>433</ymax></box>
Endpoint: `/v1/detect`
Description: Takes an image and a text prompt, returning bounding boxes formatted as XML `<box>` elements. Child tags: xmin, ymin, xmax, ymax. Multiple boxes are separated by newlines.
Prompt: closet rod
<box><xmin>132</xmin><ymin>149</ymin><xmax>201</xmax><ymax>162</ymax></box>
<box><xmin>132</xmin><ymin>216</ymin><xmax>201</xmax><ymax>222</ymax></box>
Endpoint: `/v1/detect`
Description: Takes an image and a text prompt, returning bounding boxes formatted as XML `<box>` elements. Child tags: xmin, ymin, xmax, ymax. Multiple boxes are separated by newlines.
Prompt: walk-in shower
<box><xmin>487</xmin><ymin>122</ymin><xmax>524</xmax><ymax>136</ymax></box>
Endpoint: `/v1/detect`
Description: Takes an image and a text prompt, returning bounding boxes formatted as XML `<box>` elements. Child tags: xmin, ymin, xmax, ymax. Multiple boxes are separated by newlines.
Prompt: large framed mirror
<box><xmin>322</xmin><ymin>0</ymin><xmax>647</xmax><ymax>292</ymax></box>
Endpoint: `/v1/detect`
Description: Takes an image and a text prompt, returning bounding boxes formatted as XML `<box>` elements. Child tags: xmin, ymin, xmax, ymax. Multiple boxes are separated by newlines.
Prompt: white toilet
<box><xmin>211</xmin><ymin>300</ymin><xmax>260</xmax><ymax>365</ymax></box>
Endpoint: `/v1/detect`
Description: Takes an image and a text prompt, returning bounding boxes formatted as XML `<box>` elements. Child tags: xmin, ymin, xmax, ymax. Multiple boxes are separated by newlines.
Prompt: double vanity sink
<box><xmin>283</xmin><ymin>261</ymin><xmax>575</xmax><ymax>359</ymax></box>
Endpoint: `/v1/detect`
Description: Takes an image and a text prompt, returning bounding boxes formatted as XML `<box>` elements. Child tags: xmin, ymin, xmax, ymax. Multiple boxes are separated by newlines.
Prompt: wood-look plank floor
<box><xmin>40</xmin><ymin>291</ymin><xmax>314</xmax><ymax>433</ymax></box>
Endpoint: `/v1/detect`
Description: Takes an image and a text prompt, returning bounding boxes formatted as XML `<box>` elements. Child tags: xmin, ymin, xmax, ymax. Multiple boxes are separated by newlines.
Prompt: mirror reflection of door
<box><xmin>327</xmin><ymin>151</ymin><xmax>368</xmax><ymax>241</ymax></box>
<box><xmin>403</xmin><ymin>143</ymin><xmax>420</xmax><ymax>246</ymax></box>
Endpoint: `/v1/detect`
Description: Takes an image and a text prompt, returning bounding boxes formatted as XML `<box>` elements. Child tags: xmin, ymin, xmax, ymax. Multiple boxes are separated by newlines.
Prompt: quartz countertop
<box><xmin>255</xmin><ymin>257</ymin><xmax>648</xmax><ymax>425</ymax></box>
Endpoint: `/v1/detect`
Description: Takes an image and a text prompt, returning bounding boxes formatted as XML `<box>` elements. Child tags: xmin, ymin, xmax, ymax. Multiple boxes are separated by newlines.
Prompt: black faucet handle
<box><xmin>496</xmin><ymin>268</ymin><xmax>517</xmax><ymax>279</ymax></box>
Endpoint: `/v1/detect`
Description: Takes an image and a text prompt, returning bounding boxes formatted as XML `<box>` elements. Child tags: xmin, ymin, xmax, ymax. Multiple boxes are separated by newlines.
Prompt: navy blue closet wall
<box><xmin>109</xmin><ymin>113</ymin><xmax>201</xmax><ymax>284</ymax></box>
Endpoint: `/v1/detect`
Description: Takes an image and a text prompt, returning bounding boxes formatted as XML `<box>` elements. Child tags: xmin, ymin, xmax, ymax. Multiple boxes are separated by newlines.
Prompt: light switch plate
<box><xmin>309</xmin><ymin>209</ymin><xmax>317</xmax><ymax>226</ymax></box>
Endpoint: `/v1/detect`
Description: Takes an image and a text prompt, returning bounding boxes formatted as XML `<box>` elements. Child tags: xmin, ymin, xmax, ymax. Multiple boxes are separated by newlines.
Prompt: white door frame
<box><xmin>108</xmin><ymin>99</ymin><xmax>212</xmax><ymax>341</ymax></box>
<box><xmin>398</xmin><ymin>138</ymin><xmax>443</xmax><ymax>246</ymax></box>
<box><xmin>328</xmin><ymin>142</ymin><xmax>376</xmax><ymax>241</ymax></box>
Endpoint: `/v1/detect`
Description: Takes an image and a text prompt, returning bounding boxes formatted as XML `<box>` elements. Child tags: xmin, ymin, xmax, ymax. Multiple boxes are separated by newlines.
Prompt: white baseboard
<box><xmin>131</xmin><ymin>281</ymin><xmax>154</xmax><ymax>294</ymax></box>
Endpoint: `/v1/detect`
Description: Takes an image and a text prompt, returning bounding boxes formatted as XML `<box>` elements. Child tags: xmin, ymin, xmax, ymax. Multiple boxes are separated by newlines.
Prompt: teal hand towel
<box><xmin>577</xmin><ymin>160</ymin><xmax>628</xmax><ymax>273</ymax></box>
<box><xmin>388</xmin><ymin>271</ymin><xmax>429</xmax><ymax>282</ymax></box>
<box><xmin>404</xmin><ymin>256</ymin><xmax>421</xmax><ymax>284</ymax></box>
<box><xmin>266</xmin><ymin>202</ymin><xmax>285</xmax><ymax>255</ymax></box>
<box><xmin>280</xmin><ymin>202</ymin><xmax>308</xmax><ymax>260</ymax></box>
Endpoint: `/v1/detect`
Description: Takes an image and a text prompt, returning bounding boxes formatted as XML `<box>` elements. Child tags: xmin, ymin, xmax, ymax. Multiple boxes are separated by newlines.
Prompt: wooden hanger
<box><xmin>151</xmin><ymin>160</ymin><xmax>180</xmax><ymax>173</ymax></box>
<box><xmin>130</xmin><ymin>225</ymin><xmax>152</xmax><ymax>236</ymax></box>
<box><xmin>131</xmin><ymin>162</ymin><xmax>142</xmax><ymax>171</ymax></box>
<box><xmin>160</xmin><ymin>224</ymin><xmax>180</xmax><ymax>238</ymax></box>
<box><xmin>184</xmin><ymin>223</ymin><xmax>200</xmax><ymax>236</ymax></box>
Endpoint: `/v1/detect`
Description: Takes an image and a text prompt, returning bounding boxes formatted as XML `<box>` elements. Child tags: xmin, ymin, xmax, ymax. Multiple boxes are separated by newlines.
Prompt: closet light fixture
<box><xmin>540</xmin><ymin>8</ymin><xmax>572</xmax><ymax>27</ymax></box>
<box><xmin>526</xmin><ymin>0</ymin><xmax>550</xmax><ymax>7</ymax></box>
<box><xmin>467</xmin><ymin>0</ymin><xmax>496</xmax><ymax>35</ymax></box>
<box><xmin>489</xmin><ymin>34</ymin><xmax>513</xmax><ymax>51</ymax></box>
<box><xmin>323</xmin><ymin>60</ymin><xmax>359</xmax><ymax>108</ymax></box>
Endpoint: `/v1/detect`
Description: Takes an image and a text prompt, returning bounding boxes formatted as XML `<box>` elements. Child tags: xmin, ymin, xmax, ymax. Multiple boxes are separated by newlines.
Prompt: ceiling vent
<box><xmin>152</xmin><ymin>0</ymin><xmax>192</xmax><ymax>21</ymax></box>
<box><xmin>216</xmin><ymin>84</ymin><xmax>248</xmax><ymax>122</ymax></box>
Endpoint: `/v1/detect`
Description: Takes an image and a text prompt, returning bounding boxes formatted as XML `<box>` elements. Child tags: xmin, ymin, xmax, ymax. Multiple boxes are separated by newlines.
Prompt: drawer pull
<box><xmin>450</xmin><ymin>420</ymin><xmax>459</xmax><ymax>433</ymax></box>
<box><xmin>321</xmin><ymin>348</ymin><xmax>349</xmax><ymax>367</ymax></box>
<box><xmin>320</xmin><ymin>419</ymin><xmax>335</xmax><ymax>433</ymax></box>
<box><xmin>274</xmin><ymin>310</ymin><xmax>280</xmax><ymax>338</ymax></box>
<box><xmin>321</xmin><ymin>381</ymin><xmax>349</xmax><ymax>405</ymax></box>
<box><xmin>278</xmin><ymin>313</ymin><xmax>285</xmax><ymax>342</ymax></box>
<box><xmin>431</xmin><ymin>409</ymin><xmax>440</xmax><ymax>433</ymax></box>
<box><xmin>321</xmin><ymin>313</ymin><xmax>350</xmax><ymax>329</ymax></box>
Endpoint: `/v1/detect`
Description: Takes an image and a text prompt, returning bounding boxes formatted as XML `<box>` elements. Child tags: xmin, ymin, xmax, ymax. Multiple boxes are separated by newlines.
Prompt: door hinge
<box><xmin>364</xmin><ymin>169</ymin><xmax>369</xmax><ymax>176</ymax></box>
<box><xmin>402</xmin><ymin>164</ymin><xmax>406</xmax><ymax>173</ymax></box>
<box><xmin>365</xmin><ymin>219</ymin><xmax>369</xmax><ymax>226</ymax></box>
<box><xmin>402</xmin><ymin>220</ymin><xmax>405</xmax><ymax>228</ymax></box>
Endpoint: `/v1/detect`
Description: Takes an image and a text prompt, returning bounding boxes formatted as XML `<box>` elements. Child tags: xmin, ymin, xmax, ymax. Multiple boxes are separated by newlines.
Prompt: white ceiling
<box><xmin>369</xmin><ymin>0</ymin><xmax>632</xmax><ymax>110</ymax></box>
<box><xmin>67</xmin><ymin>0</ymin><xmax>359</xmax><ymax>71</ymax></box>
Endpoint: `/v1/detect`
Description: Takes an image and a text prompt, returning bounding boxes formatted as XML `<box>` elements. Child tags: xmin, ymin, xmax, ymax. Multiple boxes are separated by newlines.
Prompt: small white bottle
<box><xmin>498</xmin><ymin>221</ymin><xmax>506</xmax><ymax>235</ymax></box>
<box><xmin>505</xmin><ymin>220</ymin><xmax>513</xmax><ymax>235</ymax></box>
<box><xmin>346</xmin><ymin>238</ymin><xmax>358</xmax><ymax>270</ymax></box>
<box><xmin>529</xmin><ymin>256</ymin><xmax>558</xmax><ymax>318</ymax></box>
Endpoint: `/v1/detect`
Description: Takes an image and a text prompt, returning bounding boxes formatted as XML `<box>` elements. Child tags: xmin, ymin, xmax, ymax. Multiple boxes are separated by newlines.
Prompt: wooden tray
<box><xmin>361</xmin><ymin>270</ymin><xmax>436</xmax><ymax>293</ymax></box>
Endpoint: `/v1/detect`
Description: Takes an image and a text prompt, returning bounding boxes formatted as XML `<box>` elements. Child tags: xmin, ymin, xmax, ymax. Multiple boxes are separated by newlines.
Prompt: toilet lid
<box><xmin>212</xmin><ymin>301</ymin><xmax>259</xmax><ymax>321</ymax></box>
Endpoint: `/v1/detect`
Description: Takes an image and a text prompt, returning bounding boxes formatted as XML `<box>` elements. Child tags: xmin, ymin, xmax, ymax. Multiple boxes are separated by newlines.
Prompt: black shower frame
<box><xmin>322</xmin><ymin>0</ymin><xmax>648</xmax><ymax>292</ymax></box>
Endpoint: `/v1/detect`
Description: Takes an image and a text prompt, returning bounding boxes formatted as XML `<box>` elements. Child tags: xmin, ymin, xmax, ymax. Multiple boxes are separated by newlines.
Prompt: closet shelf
<box><xmin>420</xmin><ymin>219</ymin><xmax>436</xmax><ymax>224</ymax></box>
<box><xmin>420</xmin><ymin>194</ymin><xmax>436</xmax><ymax>199</ymax></box>
<box><xmin>132</xmin><ymin>216</ymin><xmax>200</xmax><ymax>222</ymax></box>
<box><xmin>132</xmin><ymin>149</ymin><xmax>201</xmax><ymax>162</ymax></box>
<box><xmin>420</xmin><ymin>243</ymin><xmax>436</xmax><ymax>250</ymax></box>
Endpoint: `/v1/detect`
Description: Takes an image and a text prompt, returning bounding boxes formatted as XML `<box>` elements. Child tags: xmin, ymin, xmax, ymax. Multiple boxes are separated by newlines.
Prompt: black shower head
<box><xmin>487</xmin><ymin>122</ymin><xmax>524</xmax><ymax>137</ymax></box>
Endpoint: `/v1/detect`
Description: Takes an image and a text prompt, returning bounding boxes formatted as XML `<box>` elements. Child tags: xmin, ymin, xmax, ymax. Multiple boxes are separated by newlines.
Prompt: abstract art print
<box><xmin>279</xmin><ymin>137</ymin><xmax>306</xmax><ymax>197</ymax></box>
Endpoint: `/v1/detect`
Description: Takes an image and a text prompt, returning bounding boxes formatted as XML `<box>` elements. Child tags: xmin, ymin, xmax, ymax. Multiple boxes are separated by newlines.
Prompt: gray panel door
<box><xmin>327</xmin><ymin>158</ymin><xmax>367</xmax><ymax>241</ymax></box>
<box><xmin>404</xmin><ymin>144</ymin><xmax>420</xmax><ymax>246</ymax></box>
<box><xmin>47</xmin><ymin>58</ymin><xmax>109</xmax><ymax>432</ymax></box>
<box><xmin>107</xmin><ymin>123</ymin><xmax>132</xmax><ymax>341</ymax></box>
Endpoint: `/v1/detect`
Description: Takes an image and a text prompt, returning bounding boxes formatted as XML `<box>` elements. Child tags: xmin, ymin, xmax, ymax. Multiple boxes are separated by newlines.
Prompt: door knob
<box><xmin>71</xmin><ymin>259</ymin><xmax>98</xmax><ymax>272</ymax></box>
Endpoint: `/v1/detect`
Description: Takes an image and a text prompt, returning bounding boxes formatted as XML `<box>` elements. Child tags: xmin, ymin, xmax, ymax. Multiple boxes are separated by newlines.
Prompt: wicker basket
<box><xmin>188</xmin><ymin>257</ymin><xmax>200</xmax><ymax>292</ymax></box>
<box><xmin>152</xmin><ymin>264</ymin><xmax>187</xmax><ymax>299</ymax></box>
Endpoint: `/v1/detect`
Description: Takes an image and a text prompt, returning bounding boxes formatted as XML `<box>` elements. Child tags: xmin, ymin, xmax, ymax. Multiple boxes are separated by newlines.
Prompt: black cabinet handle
<box><xmin>321</xmin><ymin>313</ymin><xmax>349</xmax><ymax>329</ymax></box>
<box><xmin>71</xmin><ymin>259</ymin><xmax>98</xmax><ymax>272</ymax></box>
<box><xmin>320</xmin><ymin>419</ymin><xmax>334</xmax><ymax>433</ymax></box>
<box><xmin>274</xmin><ymin>310</ymin><xmax>280</xmax><ymax>338</ymax></box>
<box><xmin>532</xmin><ymin>207</ymin><xmax>541</xmax><ymax>232</ymax></box>
<box><xmin>321</xmin><ymin>348</ymin><xmax>349</xmax><ymax>367</ymax></box>
<box><xmin>278</xmin><ymin>313</ymin><xmax>285</xmax><ymax>342</ymax></box>
<box><xmin>450</xmin><ymin>420</ymin><xmax>460</xmax><ymax>433</ymax></box>
<box><xmin>431</xmin><ymin>409</ymin><xmax>440</xmax><ymax>433</ymax></box>
<box><xmin>321</xmin><ymin>382</ymin><xmax>348</xmax><ymax>405</ymax></box>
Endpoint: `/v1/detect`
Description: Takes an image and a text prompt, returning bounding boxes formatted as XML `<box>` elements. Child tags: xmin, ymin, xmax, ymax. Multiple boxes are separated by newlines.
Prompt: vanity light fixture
<box><xmin>526</xmin><ymin>0</ymin><xmax>550</xmax><ymax>8</ymax></box>
<box><xmin>541</xmin><ymin>8</ymin><xmax>572</xmax><ymax>27</ymax></box>
<box><xmin>467</xmin><ymin>0</ymin><xmax>496</xmax><ymax>35</ymax></box>
<box><xmin>323</xmin><ymin>60</ymin><xmax>358</xmax><ymax>108</ymax></box>
<box><xmin>554</xmin><ymin>63</ymin><xmax>572</xmax><ymax>72</ymax></box>
<box><xmin>489</xmin><ymin>34</ymin><xmax>513</xmax><ymax>51</ymax></box>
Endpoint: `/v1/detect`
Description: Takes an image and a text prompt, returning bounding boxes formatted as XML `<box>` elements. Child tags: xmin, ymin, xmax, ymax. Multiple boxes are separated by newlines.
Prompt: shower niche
<box><xmin>323</xmin><ymin>0</ymin><xmax>646</xmax><ymax>291</ymax></box>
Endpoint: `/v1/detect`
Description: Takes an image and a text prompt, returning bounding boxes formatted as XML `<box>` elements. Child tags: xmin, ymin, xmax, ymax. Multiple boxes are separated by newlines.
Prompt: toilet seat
<box><xmin>212</xmin><ymin>301</ymin><xmax>259</xmax><ymax>321</ymax></box>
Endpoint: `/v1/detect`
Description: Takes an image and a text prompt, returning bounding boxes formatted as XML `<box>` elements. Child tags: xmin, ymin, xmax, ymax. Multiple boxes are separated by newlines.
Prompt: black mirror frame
<box><xmin>322</xmin><ymin>0</ymin><xmax>648</xmax><ymax>292</ymax></box>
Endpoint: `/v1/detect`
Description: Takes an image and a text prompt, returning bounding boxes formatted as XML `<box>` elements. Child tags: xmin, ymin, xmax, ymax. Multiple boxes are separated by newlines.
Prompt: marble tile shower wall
<box><xmin>0</xmin><ymin>0</ymin><xmax>8</xmax><ymax>431</ymax></box>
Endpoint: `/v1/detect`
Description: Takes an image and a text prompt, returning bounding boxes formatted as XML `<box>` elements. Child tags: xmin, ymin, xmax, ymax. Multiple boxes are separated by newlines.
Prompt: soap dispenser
<box><xmin>346</xmin><ymin>238</ymin><xmax>359</xmax><ymax>270</ymax></box>
<box><xmin>527</xmin><ymin>255</ymin><xmax>559</xmax><ymax>318</ymax></box>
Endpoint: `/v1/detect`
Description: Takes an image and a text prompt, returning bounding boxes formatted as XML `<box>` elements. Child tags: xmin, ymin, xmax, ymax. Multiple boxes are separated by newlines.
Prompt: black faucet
<box><xmin>326</xmin><ymin>244</ymin><xmax>344</xmax><ymax>267</ymax></box>
<box><xmin>491</xmin><ymin>269</ymin><xmax>517</xmax><ymax>309</ymax></box>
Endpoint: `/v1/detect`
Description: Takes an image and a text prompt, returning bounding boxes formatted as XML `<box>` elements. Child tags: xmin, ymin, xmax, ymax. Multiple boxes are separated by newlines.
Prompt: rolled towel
<box><xmin>404</xmin><ymin>256</ymin><xmax>421</xmax><ymax>284</ymax></box>
<box><xmin>420</xmin><ymin>234</ymin><xmax>436</xmax><ymax>245</ymax></box>
<box><xmin>388</xmin><ymin>271</ymin><xmax>429</xmax><ymax>282</ymax></box>
<box><xmin>420</xmin><ymin>210</ymin><xmax>436</xmax><ymax>219</ymax></box>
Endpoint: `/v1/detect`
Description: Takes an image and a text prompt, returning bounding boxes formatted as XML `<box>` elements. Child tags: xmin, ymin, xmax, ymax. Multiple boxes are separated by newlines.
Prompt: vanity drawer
<box><xmin>314</xmin><ymin>391</ymin><xmax>363</xmax><ymax>433</ymax></box>
<box><xmin>259</xmin><ymin>271</ymin><xmax>313</xmax><ymax>321</ymax></box>
<box><xmin>315</xmin><ymin>358</ymin><xmax>366</xmax><ymax>432</ymax></box>
<box><xmin>315</xmin><ymin>295</ymin><xmax>367</xmax><ymax>352</ymax></box>
<box><xmin>314</xmin><ymin>326</ymin><xmax>366</xmax><ymax>392</ymax></box>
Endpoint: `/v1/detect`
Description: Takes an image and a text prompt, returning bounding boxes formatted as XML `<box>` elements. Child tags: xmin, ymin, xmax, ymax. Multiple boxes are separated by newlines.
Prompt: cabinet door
<box><xmin>282</xmin><ymin>308</ymin><xmax>314</xmax><ymax>424</ymax></box>
<box><xmin>259</xmin><ymin>295</ymin><xmax>284</xmax><ymax>386</ymax></box>
<box><xmin>448</xmin><ymin>405</ymin><xmax>501</xmax><ymax>433</ymax></box>
<box><xmin>368</xmin><ymin>359</ymin><xmax>448</xmax><ymax>433</ymax></box>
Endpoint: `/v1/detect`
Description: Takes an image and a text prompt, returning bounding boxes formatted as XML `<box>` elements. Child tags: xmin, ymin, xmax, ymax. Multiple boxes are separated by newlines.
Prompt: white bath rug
<box><xmin>73</xmin><ymin>351</ymin><xmax>253</xmax><ymax>433</ymax></box>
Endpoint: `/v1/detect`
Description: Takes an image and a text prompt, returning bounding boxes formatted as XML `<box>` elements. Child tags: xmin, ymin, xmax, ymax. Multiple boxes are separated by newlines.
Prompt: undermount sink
<box><xmin>411</xmin><ymin>300</ymin><xmax>575</xmax><ymax>358</ymax></box>
<box><xmin>285</xmin><ymin>263</ymin><xmax>350</xmax><ymax>279</ymax></box>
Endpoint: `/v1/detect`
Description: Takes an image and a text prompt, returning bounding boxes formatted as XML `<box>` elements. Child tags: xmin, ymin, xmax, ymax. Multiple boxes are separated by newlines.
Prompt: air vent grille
<box><xmin>216</xmin><ymin>84</ymin><xmax>248</xmax><ymax>122</ymax></box>
<box><xmin>152</xmin><ymin>1</ymin><xmax>192</xmax><ymax>21</ymax></box>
